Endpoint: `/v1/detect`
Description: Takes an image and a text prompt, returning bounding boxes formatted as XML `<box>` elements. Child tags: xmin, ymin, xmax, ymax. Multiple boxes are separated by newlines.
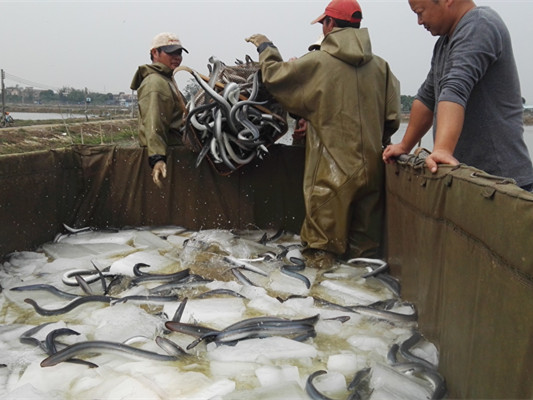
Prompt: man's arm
<box><xmin>382</xmin><ymin>66</ymin><xmax>401</xmax><ymax>147</ymax></box>
<box><xmin>138</xmin><ymin>85</ymin><xmax>174</xmax><ymax>187</ymax></box>
<box><xmin>426</xmin><ymin>101</ymin><xmax>463</xmax><ymax>172</ymax></box>
<box><xmin>382</xmin><ymin>99</ymin><xmax>433</xmax><ymax>163</ymax></box>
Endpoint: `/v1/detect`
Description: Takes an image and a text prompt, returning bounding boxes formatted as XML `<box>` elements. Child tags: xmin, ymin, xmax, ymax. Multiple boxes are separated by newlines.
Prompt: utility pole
<box><xmin>1</xmin><ymin>69</ymin><xmax>5</xmax><ymax>126</ymax></box>
<box><xmin>131</xmin><ymin>89</ymin><xmax>135</xmax><ymax>118</ymax></box>
<box><xmin>84</xmin><ymin>87</ymin><xmax>89</xmax><ymax>121</ymax></box>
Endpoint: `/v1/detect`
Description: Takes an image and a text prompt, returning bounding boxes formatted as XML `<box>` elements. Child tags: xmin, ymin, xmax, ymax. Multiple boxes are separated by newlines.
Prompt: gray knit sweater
<box><xmin>417</xmin><ymin>7</ymin><xmax>533</xmax><ymax>187</ymax></box>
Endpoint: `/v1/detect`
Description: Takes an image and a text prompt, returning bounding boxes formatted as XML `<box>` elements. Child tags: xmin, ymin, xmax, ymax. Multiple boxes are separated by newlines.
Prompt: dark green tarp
<box><xmin>386</xmin><ymin>158</ymin><xmax>533</xmax><ymax>399</ymax></box>
<box><xmin>0</xmin><ymin>145</ymin><xmax>305</xmax><ymax>254</ymax></box>
<box><xmin>0</xmin><ymin>144</ymin><xmax>532</xmax><ymax>398</ymax></box>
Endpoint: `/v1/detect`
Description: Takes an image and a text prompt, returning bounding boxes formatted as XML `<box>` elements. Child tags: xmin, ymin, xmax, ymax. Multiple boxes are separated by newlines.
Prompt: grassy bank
<box><xmin>0</xmin><ymin>118</ymin><xmax>138</xmax><ymax>155</ymax></box>
<box><xmin>1</xmin><ymin>109</ymin><xmax>532</xmax><ymax>156</ymax></box>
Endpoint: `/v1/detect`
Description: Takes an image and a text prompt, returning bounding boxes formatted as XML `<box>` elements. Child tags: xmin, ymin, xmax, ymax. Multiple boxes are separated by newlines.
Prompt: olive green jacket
<box><xmin>130</xmin><ymin>62</ymin><xmax>186</xmax><ymax>158</ymax></box>
<box><xmin>259</xmin><ymin>27</ymin><xmax>401</xmax><ymax>255</ymax></box>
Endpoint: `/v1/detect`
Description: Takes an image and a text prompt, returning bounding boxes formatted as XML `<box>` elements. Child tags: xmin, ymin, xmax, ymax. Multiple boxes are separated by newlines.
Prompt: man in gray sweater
<box><xmin>383</xmin><ymin>0</ymin><xmax>533</xmax><ymax>190</ymax></box>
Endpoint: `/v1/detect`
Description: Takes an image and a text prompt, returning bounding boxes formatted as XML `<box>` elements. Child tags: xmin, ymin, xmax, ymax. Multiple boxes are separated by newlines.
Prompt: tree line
<box><xmin>6</xmin><ymin>82</ymin><xmax>417</xmax><ymax>112</ymax></box>
<box><xmin>4</xmin><ymin>87</ymin><xmax>118</xmax><ymax>105</ymax></box>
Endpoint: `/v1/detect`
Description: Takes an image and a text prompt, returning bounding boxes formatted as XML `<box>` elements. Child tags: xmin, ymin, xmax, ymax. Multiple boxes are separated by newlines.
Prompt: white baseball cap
<box><xmin>150</xmin><ymin>32</ymin><xmax>188</xmax><ymax>53</ymax></box>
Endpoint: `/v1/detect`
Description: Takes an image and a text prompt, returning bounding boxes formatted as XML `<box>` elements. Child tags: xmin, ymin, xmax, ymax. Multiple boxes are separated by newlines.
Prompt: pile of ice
<box><xmin>0</xmin><ymin>226</ymin><xmax>445</xmax><ymax>399</ymax></box>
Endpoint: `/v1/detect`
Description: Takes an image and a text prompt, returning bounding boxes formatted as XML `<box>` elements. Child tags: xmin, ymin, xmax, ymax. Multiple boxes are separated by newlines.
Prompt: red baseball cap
<box><xmin>311</xmin><ymin>0</ymin><xmax>363</xmax><ymax>24</ymax></box>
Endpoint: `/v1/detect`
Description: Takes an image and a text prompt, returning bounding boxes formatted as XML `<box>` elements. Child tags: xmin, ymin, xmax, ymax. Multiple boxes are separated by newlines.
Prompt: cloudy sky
<box><xmin>2</xmin><ymin>0</ymin><xmax>533</xmax><ymax>103</ymax></box>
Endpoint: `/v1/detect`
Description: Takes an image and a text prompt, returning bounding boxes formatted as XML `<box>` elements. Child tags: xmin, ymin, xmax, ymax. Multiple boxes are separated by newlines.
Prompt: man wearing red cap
<box><xmin>131</xmin><ymin>32</ymin><xmax>189</xmax><ymax>187</ymax></box>
<box><xmin>246</xmin><ymin>0</ymin><xmax>401</xmax><ymax>266</ymax></box>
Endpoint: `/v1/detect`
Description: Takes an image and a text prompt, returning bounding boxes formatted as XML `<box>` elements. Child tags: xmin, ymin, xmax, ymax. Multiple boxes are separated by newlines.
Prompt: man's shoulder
<box><xmin>458</xmin><ymin>6</ymin><xmax>506</xmax><ymax>32</ymax></box>
<box><xmin>143</xmin><ymin>72</ymin><xmax>169</xmax><ymax>82</ymax></box>
<box><xmin>139</xmin><ymin>73</ymin><xmax>172</xmax><ymax>91</ymax></box>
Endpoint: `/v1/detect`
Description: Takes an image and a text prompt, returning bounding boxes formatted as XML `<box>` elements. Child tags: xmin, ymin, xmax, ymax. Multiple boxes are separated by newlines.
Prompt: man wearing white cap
<box><xmin>131</xmin><ymin>32</ymin><xmax>189</xmax><ymax>187</ymax></box>
<box><xmin>246</xmin><ymin>0</ymin><xmax>400</xmax><ymax>266</ymax></box>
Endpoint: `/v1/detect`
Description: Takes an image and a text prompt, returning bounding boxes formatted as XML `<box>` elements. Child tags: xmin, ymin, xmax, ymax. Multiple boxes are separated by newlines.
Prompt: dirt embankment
<box><xmin>0</xmin><ymin>118</ymin><xmax>139</xmax><ymax>155</ymax></box>
<box><xmin>1</xmin><ymin>111</ymin><xmax>532</xmax><ymax>156</ymax></box>
<box><xmin>525</xmin><ymin>112</ymin><xmax>533</xmax><ymax>125</ymax></box>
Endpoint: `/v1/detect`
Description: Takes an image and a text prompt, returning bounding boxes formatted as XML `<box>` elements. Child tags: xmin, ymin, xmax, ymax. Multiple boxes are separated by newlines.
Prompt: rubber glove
<box><xmin>245</xmin><ymin>34</ymin><xmax>271</xmax><ymax>48</ymax></box>
<box><xmin>152</xmin><ymin>160</ymin><xmax>167</xmax><ymax>188</ymax></box>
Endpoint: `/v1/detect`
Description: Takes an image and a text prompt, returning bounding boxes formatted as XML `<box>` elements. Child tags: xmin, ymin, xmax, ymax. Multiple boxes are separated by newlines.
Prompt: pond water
<box><xmin>8</xmin><ymin>112</ymin><xmax>93</xmax><ymax>120</ymax></box>
<box><xmin>279</xmin><ymin>122</ymin><xmax>533</xmax><ymax>161</ymax></box>
<box><xmin>391</xmin><ymin>123</ymin><xmax>533</xmax><ymax>161</ymax></box>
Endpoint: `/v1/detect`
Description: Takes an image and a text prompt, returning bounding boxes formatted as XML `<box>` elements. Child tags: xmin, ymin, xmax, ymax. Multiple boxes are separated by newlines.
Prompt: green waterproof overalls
<box><xmin>258</xmin><ymin>27</ymin><xmax>400</xmax><ymax>258</ymax></box>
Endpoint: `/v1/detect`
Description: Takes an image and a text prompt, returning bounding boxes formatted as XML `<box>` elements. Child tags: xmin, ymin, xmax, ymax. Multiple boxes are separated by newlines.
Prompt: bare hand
<box><xmin>151</xmin><ymin>160</ymin><xmax>167</xmax><ymax>188</ymax></box>
<box><xmin>292</xmin><ymin>118</ymin><xmax>307</xmax><ymax>140</ymax></box>
<box><xmin>382</xmin><ymin>143</ymin><xmax>410</xmax><ymax>164</ymax></box>
<box><xmin>425</xmin><ymin>149</ymin><xmax>459</xmax><ymax>173</ymax></box>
